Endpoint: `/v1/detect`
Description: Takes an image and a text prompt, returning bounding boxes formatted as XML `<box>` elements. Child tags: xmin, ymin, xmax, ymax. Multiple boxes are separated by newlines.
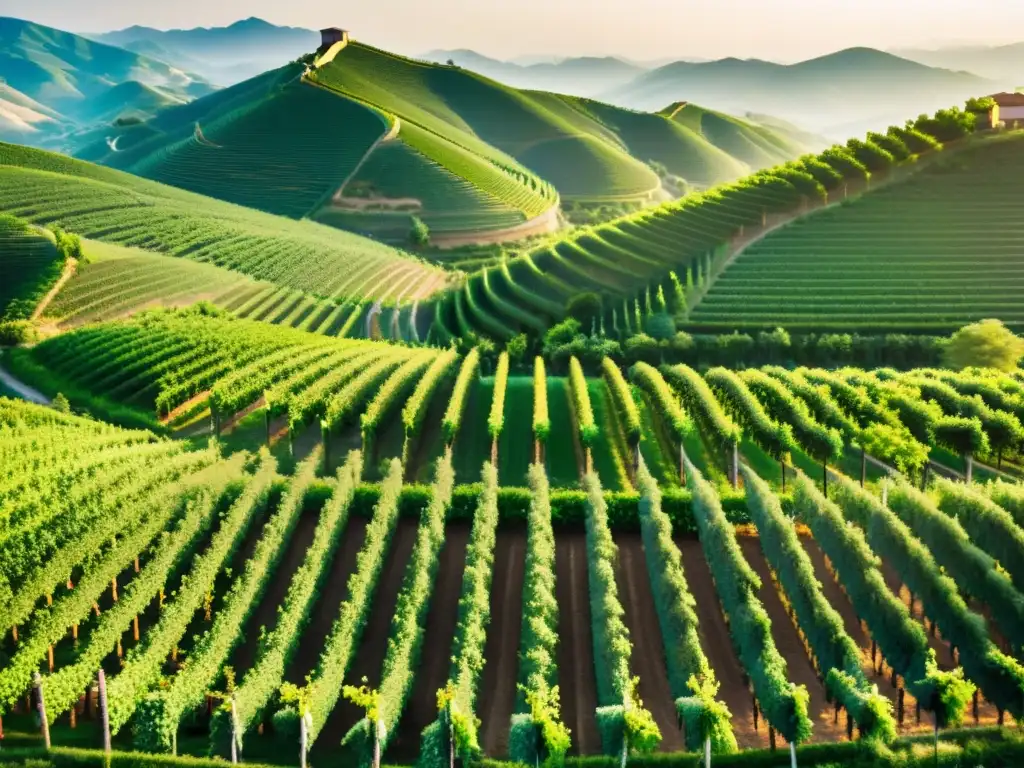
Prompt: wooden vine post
<box><xmin>33</xmin><ymin>672</ymin><xmax>50</xmax><ymax>749</ymax></box>
<box><xmin>98</xmin><ymin>668</ymin><xmax>111</xmax><ymax>754</ymax></box>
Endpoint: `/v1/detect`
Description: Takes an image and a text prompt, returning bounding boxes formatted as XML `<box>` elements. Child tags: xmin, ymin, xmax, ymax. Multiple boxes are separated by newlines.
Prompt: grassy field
<box><xmin>497</xmin><ymin>375</ymin><xmax>534</xmax><ymax>486</ymax></box>
<box><xmin>545</xmin><ymin>376</ymin><xmax>583</xmax><ymax>487</ymax></box>
<box><xmin>0</xmin><ymin>142</ymin><xmax>443</xmax><ymax>303</ymax></box>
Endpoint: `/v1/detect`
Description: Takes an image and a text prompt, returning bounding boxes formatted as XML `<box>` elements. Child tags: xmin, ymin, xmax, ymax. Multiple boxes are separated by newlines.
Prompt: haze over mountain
<box><xmin>894</xmin><ymin>43</ymin><xmax>1024</xmax><ymax>85</ymax></box>
<box><xmin>419</xmin><ymin>49</ymin><xmax>646</xmax><ymax>97</ymax></box>
<box><xmin>92</xmin><ymin>17</ymin><xmax>321</xmax><ymax>85</ymax></box>
<box><xmin>0</xmin><ymin>16</ymin><xmax>213</xmax><ymax>147</ymax></box>
<box><xmin>600</xmin><ymin>47</ymin><xmax>996</xmax><ymax>138</ymax></box>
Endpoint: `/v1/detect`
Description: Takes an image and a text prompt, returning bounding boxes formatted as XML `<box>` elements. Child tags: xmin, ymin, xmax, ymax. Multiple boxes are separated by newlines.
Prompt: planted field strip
<box><xmin>47</xmin><ymin>248</ymin><xmax>254</xmax><ymax>326</ymax></box>
<box><xmin>0</xmin><ymin>214</ymin><xmax>62</xmax><ymax>320</ymax></box>
<box><xmin>692</xmin><ymin>136</ymin><xmax>1024</xmax><ymax>331</ymax></box>
<box><xmin>0</xmin><ymin>143</ymin><xmax>442</xmax><ymax>303</ymax></box>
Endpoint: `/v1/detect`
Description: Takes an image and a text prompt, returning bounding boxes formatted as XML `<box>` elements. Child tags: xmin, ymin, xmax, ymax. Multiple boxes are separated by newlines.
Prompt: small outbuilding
<box><xmin>987</xmin><ymin>92</ymin><xmax>1024</xmax><ymax>126</ymax></box>
<box><xmin>320</xmin><ymin>28</ymin><xmax>350</xmax><ymax>48</ymax></box>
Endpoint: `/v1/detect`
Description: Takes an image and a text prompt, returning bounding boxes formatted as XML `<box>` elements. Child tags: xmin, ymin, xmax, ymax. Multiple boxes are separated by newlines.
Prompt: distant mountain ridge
<box><xmin>419</xmin><ymin>49</ymin><xmax>646</xmax><ymax>97</ymax></box>
<box><xmin>92</xmin><ymin>17</ymin><xmax>321</xmax><ymax>85</ymax></box>
<box><xmin>0</xmin><ymin>16</ymin><xmax>213</xmax><ymax>147</ymax></box>
<box><xmin>599</xmin><ymin>47</ymin><xmax>996</xmax><ymax>138</ymax></box>
<box><xmin>894</xmin><ymin>42</ymin><xmax>1024</xmax><ymax>84</ymax></box>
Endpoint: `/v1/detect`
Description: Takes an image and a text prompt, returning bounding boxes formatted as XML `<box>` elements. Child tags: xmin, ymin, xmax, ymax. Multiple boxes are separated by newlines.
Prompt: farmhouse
<box><xmin>320</xmin><ymin>27</ymin><xmax>350</xmax><ymax>47</ymax></box>
<box><xmin>987</xmin><ymin>92</ymin><xmax>1024</xmax><ymax>126</ymax></box>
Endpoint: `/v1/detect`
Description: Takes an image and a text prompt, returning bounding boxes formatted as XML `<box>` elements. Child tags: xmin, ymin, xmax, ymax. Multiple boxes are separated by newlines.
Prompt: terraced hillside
<box><xmin>0</xmin><ymin>142</ymin><xmax>445</xmax><ymax>303</ymax></box>
<box><xmin>690</xmin><ymin>133</ymin><xmax>1024</xmax><ymax>332</ymax></box>
<box><xmin>0</xmin><ymin>214</ymin><xmax>64</xmax><ymax>320</ymax></box>
<box><xmin>434</xmin><ymin>104</ymin><xmax>992</xmax><ymax>341</ymax></box>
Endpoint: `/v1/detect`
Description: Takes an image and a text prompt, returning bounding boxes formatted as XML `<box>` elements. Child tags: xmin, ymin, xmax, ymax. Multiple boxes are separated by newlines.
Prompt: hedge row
<box><xmin>273</xmin><ymin>459</ymin><xmax>404</xmax><ymax>746</ymax></box>
<box><xmin>790</xmin><ymin>474</ymin><xmax>961</xmax><ymax>724</ymax></box>
<box><xmin>661</xmin><ymin>364</ymin><xmax>740</xmax><ymax>454</ymax></box>
<box><xmin>442</xmin><ymin>348</ymin><xmax>481</xmax><ymax>444</ymax></box>
<box><xmin>705</xmin><ymin>368</ymin><xmax>794</xmax><ymax>460</ymax></box>
<box><xmin>684</xmin><ymin>459</ymin><xmax>812</xmax><ymax>744</ymax></box>
<box><xmin>208</xmin><ymin>449</ymin><xmax>343</xmax><ymax>753</ymax></box>
<box><xmin>343</xmin><ymin>482</ymin><xmax>757</xmax><ymax>532</ymax></box>
<box><xmin>105</xmin><ymin>461</ymin><xmax>274</xmax><ymax>735</ymax></box>
<box><xmin>635</xmin><ymin>460</ymin><xmax>736</xmax><ymax>754</ymax></box>
<box><xmin>340</xmin><ymin>452</ymin><xmax>456</xmax><ymax>763</ymax></box>
<box><xmin>740</xmin><ymin>370</ymin><xmax>843</xmax><ymax>465</ymax></box>
<box><xmin>570</xmin><ymin>357</ymin><xmax>599</xmax><ymax>448</ymax></box>
<box><xmin>420</xmin><ymin>462</ymin><xmax>501</xmax><ymax>765</ymax></box>
<box><xmin>134</xmin><ymin>456</ymin><xmax>355</xmax><ymax>753</ymax></box>
<box><xmin>533</xmin><ymin>357</ymin><xmax>550</xmax><ymax>444</ymax></box>
<box><xmin>602</xmin><ymin>358</ymin><xmax>641</xmax><ymax>447</ymax></box>
<box><xmin>583</xmin><ymin>473</ymin><xmax>661</xmax><ymax>757</ymax></box>
<box><xmin>509</xmin><ymin>463</ymin><xmax>570</xmax><ymax>764</ymax></box>
<box><xmin>740</xmin><ymin>467</ymin><xmax>894</xmax><ymax>740</ymax></box>
<box><xmin>830</xmin><ymin>475</ymin><xmax>1024</xmax><ymax>720</ymax></box>
<box><xmin>488</xmin><ymin>352</ymin><xmax>510</xmax><ymax>440</ymax></box>
<box><xmin>887</xmin><ymin>481</ymin><xmax>1024</xmax><ymax>654</ymax></box>
<box><xmin>933</xmin><ymin>478</ymin><xmax>1024</xmax><ymax>596</ymax></box>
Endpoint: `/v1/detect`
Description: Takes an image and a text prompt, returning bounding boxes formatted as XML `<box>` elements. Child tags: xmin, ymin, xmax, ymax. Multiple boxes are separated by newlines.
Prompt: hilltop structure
<box><xmin>320</xmin><ymin>27</ymin><xmax>349</xmax><ymax>47</ymax></box>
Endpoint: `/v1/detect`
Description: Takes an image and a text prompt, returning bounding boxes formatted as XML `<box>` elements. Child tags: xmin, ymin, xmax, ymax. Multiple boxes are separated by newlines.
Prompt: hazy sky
<box><xmin>4</xmin><ymin>0</ymin><xmax>1024</xmax><ymax>61</ymax></box>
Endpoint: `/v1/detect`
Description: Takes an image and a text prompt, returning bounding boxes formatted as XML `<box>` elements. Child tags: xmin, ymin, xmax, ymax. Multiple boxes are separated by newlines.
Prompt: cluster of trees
<box><xmin>472</xmin><ymin>317</ymin><xmax>1022</xmax><ymax>378</ymax></box>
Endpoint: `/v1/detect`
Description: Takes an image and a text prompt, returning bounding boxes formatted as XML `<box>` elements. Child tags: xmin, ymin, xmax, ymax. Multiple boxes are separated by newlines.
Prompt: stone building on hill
<box><xmin>320</xmin><ymin>28</ymin><xmax>350</xmax><ymax>48</ymax></box>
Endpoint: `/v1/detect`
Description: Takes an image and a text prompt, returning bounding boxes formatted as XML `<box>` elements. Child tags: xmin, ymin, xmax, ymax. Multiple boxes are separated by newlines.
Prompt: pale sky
<box><xmin>4</xmin><ymin>0</ymin><xmax>1024</xmax><ymax>62</ymax></box>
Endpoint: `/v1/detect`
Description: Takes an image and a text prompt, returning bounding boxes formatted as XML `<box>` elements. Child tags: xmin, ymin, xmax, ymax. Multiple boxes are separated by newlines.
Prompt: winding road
<box><xmin>0</xmin><ymin>352</ymin><xmax>49</xmax><ymax>404</ymax></box>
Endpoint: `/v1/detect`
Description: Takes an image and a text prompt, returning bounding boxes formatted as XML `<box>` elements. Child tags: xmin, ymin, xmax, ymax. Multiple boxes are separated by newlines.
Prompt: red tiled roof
<box><xmin>989</xmin><ymin>92</ymin><xmax>1024</xmax><ymax>107</ymax></box>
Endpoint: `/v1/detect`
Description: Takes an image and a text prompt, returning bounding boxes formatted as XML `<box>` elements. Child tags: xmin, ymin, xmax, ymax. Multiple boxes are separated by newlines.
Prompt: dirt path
<box><xmin>318</xmin><ymin>518</ymin><xmax>419</xmax><ymax>746</ymax></box>
<box><xmin>230</xmin><ymin>509</ymin><xmax>321</xmax><ymax>675</ymax></box>
<box><xmin>613</xmin><ymin>533</ymin><xmax>684</xmax><ymax>752</ymax></box>
<box><xmin>285</xmin><ymin>517</ymin><xmax>369</xmax><ymax>683</ymax></box>
<box><xmin>675</xmin><ymin>537</ymin><xmax>767</xmax><ymax>749</ymax></box>
<box><xmin>0</xmin><ymin>352</ymin><xmax>49</xmax><ymax>404</ymax></box>
<box><xmin>388</xmin><ymin>523</ymin><xmax>471</xmax><ymax>763</ymax></box>
<box><xmin>554</xmin><ymin>531</ymin><xmax>600</xmax><ymax>755</ymax></box>
<box><xmin>479</xmin><ymin>527</ymin><xmax>528</xmax><ymax>758</ymax></box>
<box><xmin>430</xmin><ymin>205</ymin><xmax>561</xmax><ymax>250</ymax></box>
<box><xmin>739</xmin><ymin>537</ymin><xmax>844</xmax><ymax>743</ymax></box>
<box><xmin>331</xmin><ymin>116</ymin><xmax>401</xmax><ymax>202</ymax></box>
<box><xmin>31</xmin><ymin>256</ymin><xmax>77</xmax><ymax>320</ymax></box>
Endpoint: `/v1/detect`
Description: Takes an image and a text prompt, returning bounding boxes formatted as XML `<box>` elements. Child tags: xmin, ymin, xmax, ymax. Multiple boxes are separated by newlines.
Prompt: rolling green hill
<box><xmin>0</xmin><ymin>142</ymin><xmax>445</xmax><ymax>304</ymax></box>
<box><xmin>431</xmin><ymin>103</ymin><xmax>1002</xmax><ymax>341</ymax></box>
<box><xmin>86</xmin><ymin>38</ymin><xmax>813</xmax><ymax>246</ymax></box>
